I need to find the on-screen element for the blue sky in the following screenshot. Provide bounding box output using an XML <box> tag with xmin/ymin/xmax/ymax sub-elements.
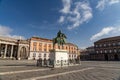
<box><xmin>0</xmin><ymin>0</ymin><xmax>120</xmax><ymax>49</ymax></box>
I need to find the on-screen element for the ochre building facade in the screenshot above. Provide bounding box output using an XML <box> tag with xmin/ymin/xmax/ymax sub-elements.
<box><xmin>28</xmin><ymin>37</ymin><xmax>79</xmax><ymax>60</ymax></box>
<box><xmin>0</xmin><ymin>36</ymin><xmax>80</xmax><ymax>60</ymax></box>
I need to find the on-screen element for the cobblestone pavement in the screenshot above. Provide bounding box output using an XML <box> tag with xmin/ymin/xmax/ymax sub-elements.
<box><xmin>0</xmin><ymin>60</ymin><xmax>120</xmax><ymax>80</ymax></box>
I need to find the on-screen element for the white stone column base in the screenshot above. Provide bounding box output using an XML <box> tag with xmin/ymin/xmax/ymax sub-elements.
<box><xmin>3</xmin><ymin>56</ymin><xmax>6</xmax><ymax>58</ymax></box>
<box><xmin>49</xmin><ymin>49</ymin><xmax>68</xmax><ymax>68</ymax></box>
<box><xmin>28</xmin><ymin>57</ymin><xmax>32</xmax><ymax>60</ymax></box>
<box><xmin>18</xmin><ymin>58</ymin><xmax>21</xmax><ymax>60</ymax></box>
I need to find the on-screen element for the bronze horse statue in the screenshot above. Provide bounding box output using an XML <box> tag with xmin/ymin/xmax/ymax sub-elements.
<box><xmin>53</xmin><ymin>30</ymin><xmax>67</xmax><ymax>49</ymax></box>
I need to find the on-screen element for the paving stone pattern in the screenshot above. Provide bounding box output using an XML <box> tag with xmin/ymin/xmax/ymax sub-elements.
<box><xmin>0</xmin><ymin>60</ymin><xmax>120</xmax><ymax>80</ymax></box>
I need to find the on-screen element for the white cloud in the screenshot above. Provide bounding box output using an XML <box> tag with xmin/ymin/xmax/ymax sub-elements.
<box><xmin>0</xmin><ymin>25</ymin><xmax>12</xmax><ymax>36</ymax></box>
<box><xmin>96</xmin><ymin>0</ymin><xmax>106</xmax><ymax>10</ymax></box>
<box><xmin>58</xmin><ymin>16</ymin><xmax>65</xmax><ymax>23</ymax></box>
<box><xmin>9</xmin><ymin>35</ymin><xmax>25</xmax><ymax>40</ymax></box>
<box><xmin>90</xmin><ymin>26</ymin><xmax>120</xmax><ymax>41</ymax></box>
<box><xmin>96</xmin><ymin>0</ymin><xmax>120</xmax><ymax>10</ymax></box>
<box><xmin>59</xmin><ymin>0</ymin><xmax>92</xmax><ymax>30</ymax></box>
<box><xmin>0</xmin><ymin>25</ymin><xmax>25</xmax><ymax>39</ymax></box>
<box><xmin>60</xmin><ymin>0</ymin><xmax>71</xmax><ymax>14</ymax></box>
<box><xmin>109</xmin><ymin>0</ymin><xmax>120</xmax><ymax>5</ymax></box>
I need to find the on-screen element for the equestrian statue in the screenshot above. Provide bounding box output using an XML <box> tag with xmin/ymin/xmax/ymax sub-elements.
<box><xmin>53</xmin><ymin>30</ymin><xmax>67</xmax><ymax>49</ymax></box>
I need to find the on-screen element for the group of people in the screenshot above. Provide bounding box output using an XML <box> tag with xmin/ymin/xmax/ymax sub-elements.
<box><xmin>36</xmin><ymin>58</ymin><xmax>80</xmax><ymax>67</ymax></box>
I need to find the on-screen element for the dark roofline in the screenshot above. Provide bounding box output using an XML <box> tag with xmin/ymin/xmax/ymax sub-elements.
<box><xmin>94</xmin><ymin>36</ymin><xmax>120</xmax><ymax>43</ymax></box>
<box><xmin>86</xmin><ymin>46</ymin><xmax>94</xmax><ymax>49</ymax></box>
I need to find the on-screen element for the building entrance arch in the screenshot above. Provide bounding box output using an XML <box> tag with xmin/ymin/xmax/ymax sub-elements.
<box><xmin>114</xmin><ymin>54</ymin><xmax>119</xmax><ymax>61</ymax></box>
<box><xmin>19</xmin><ymin>46</ymin><xmax>28</xmax><ymax>59</ymax></box>
<box><xmin>104</xmin><ymin>54</ymin><xmax>108</xmax><ymax>61</ymax></box>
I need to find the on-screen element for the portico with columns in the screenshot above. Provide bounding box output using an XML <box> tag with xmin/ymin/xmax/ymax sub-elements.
<box><xmin>0</xmin><ymin>36</ymin><xmax>29</xmax><ymax>60</ymax></box>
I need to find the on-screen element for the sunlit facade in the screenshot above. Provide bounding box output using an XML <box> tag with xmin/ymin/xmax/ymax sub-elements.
<box><xmin>28</xmin><ymin>37</ymin><xmax>79</xmax><ymax>60</ymax></box>
<box><xmin>0</xmin><ymin>36</ymin><xmax>29</xmax><ymax>60</ymax></box>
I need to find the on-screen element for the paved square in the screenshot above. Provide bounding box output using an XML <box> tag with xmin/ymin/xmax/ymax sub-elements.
<box><xmin>0</xmin><ymin>60</ymin><xmax>120</xmax><ymax>80</ymax></box>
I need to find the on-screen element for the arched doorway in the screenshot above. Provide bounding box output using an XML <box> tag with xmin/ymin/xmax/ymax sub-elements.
<box><xmin>104</xmin><ymin>54</ymin><xmax>108</xmax><ymax>61</ymax></box>
<box><xmin>114</xmin><ymin>54</ymin><xmax>119</xmax><ymax>61</ymax></box>
<box><xmin>20</xmin><ymin>47</ymin><xmax>27</xmax><ymax>59</ymax></box>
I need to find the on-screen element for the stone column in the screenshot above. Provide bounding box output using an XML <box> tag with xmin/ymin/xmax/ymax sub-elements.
<box><xmin>17</xmin><ymin>46</ymin><xmax>21</xmax><ymax>60</ymax></box>
<box><xmin>10</xmin><ymin>45</ymin><xmax>14</xmax><ymax>58</ymax></box>
<box><xmin>4</xmin><ymin>44</ymin><xmax>8</xmax><ymax>58</ymax></box>
<box><xmin>0</xmin><ymin>43</ymin><xmax>1</xmax><ymax>57</ymax></box>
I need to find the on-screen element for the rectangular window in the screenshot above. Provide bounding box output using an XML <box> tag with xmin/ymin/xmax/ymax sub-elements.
<box><xmin>44</xmin><ymin>54</ymin><xmax>46</xmax><ymax>57</ymax></box>
<box><xmin>33</xmin><ymin>42</ymin><xmax>37</xmax><ymax>46</ymax></box>
<box><xmin>66</xmin><ymin>46</ymin><xmax>67</xmax><ymax>49</ymax></box>
<box><xmin>74</xmin><ymin>55</ymin><xmax>76</xmax><ymax>57</ymax></box>
<box><xmin>44</xmin><ymin>44</ymin><xmax>47</xmax><ymax>47</ymax></box>
<box><xmin>38</xmin><ymin>53</ymin><xmax>41</xmax><ymax>58</ymax></box>
<box><xmin>39</xmin><ymin>43</ymin><xmax>42</xmax><ymax>51</ymax></box>
<box><xmin>39</xmin><ymin>47</ymin><xmax>42</xmax><ymax>51</ymax></box>
<box><xmin>39</xmin><ymin>43</ymin><xmax>42</xmax><ymax>46</ymax></box>
<box><xmin>44</xmin><ymin>49</ymin><xmax>46</xmax><ymax>51</ymax></box>
<box><xmin>69</xmin><ymin>55</ymin><xmax>71</xmax><ymax>57</ymax></box>
<box><xmin>118</xmin><ymin>49</ymin><xmax>120</xmax><ymax>52</ymax></box>
<box><xmin>33</xmin><ymin>47</ymin><xmax>36</xmax><ymax>51</ymax></box>
<box><xmin>49</xmin><ymin>44</ymin><xmax>51</xmax><ymax>49</ymax></box>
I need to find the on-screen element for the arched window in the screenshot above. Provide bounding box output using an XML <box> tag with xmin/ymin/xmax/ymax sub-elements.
<box><xmin>100</xmin><ymin>50</ymin><xmax>102</xmax><ymax>53</ymax></box>
<box><xmin>108</xmin><ymin>43</ymin><xmax>111</xmax><ymax>46</ymax></box>
<box><xmin>96</xmin><ymin>51</ymin><xmax>98</xmax><ymax>53</ymax></box>
<box><xmin>20</xmin><ymin>47</ymin><xmax>27</xmax><ymax>58</ymax></box>
<box><xmin>118</xmin><ymin>49</ymin><xmax>120</xmax><ymax>53</ymax></box>
<box><xmin>113</xmin><ymin>43</ymin><xmax>116</xmax><ymax>46</ymax></box>
<box><xmin>118</xmin><ymin>42</ymin><xmax>120</xmax><ymax>46</ymax></box>
<box><xmin>114</xmin><ymin>49</ymin><xmax>117</xmax><ymax>53</ymax></box>
<box><xmin>96</xmin><ymin>45</ymin><xmax>98</xmax><ymax>47</ymax></box>
<box><xmin>105</xmin><ymin>50</ymin><xmax>107</xmax><ymax>53</ymax></box>
<box><xmin>109</xmin><ymin>50</ymin><xmax>112</xmax><ymax>53</ymax></box>
<box><xmin>104</xmin><ymin>44</ymin><xmax>106</xmax><ymax>47</ymax></box>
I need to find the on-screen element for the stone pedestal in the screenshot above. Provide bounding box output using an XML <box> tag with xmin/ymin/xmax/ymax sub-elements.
<box><xmin>49</xmin><ymin>49</ymin><xmax>68</xmax><ymax>68</ymax></box>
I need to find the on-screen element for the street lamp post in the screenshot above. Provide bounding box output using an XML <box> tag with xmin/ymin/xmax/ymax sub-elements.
<box><xmin>61</xmin><ymin>57</ymin><xmax>63</xmax><ymax>68</ymax></box>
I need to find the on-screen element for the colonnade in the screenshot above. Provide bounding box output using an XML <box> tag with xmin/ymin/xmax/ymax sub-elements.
<box><xmin>0</xmin><ymin>43</ymin><xmax>18</xmax><ymax>59</ymax></box>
